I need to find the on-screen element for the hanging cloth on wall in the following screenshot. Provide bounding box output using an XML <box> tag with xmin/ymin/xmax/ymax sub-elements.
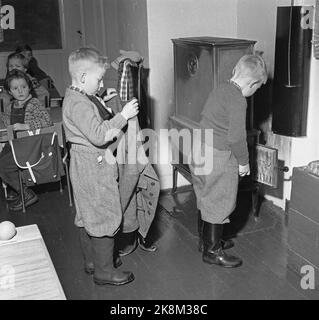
<box><xmin>117</xmin><ymin>59</ymin><xmax>138</xmax><ymax>102</ymax></box>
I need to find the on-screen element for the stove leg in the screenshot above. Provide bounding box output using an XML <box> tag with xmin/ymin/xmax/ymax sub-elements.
<box><xmin>251</xmin><ymin>184</ymin><xmax>260</xmax><ymax>219</ymax></box>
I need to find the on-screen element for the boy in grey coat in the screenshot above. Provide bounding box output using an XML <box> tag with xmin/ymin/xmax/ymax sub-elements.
<box><xmin>63</xmin><ymin>47</ymin><xmax>139</xmax><ymax>286</ymax></box>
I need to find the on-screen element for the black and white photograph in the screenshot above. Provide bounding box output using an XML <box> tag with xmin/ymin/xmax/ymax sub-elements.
<box><xmin>0</xmin><ymin>0</ymin><xmax>319</xmax><ymax>304</ymax></box>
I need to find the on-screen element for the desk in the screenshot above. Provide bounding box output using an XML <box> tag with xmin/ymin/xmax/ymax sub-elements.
<box><xmin>0</xmin><ymin>224</ymin><xmax>66</xmax><ymax>300</ymax></box>
<box><xmin>0</xmin><ymin>107</ymin><xmax>62</xmax><ymax>143</ymax></box>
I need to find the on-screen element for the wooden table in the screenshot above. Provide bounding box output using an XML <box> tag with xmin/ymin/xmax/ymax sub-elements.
<box><xmin>0</xmin><ymin>224</ymin><xmax>66</xmax><ymax>300</ymax></box>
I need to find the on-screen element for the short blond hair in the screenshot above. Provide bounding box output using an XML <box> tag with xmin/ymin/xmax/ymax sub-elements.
<box><xmin>68</xmin><ymin>47</ymin><xmax>109</xmax><ymax>81</ymax></box>
<box><xmin>7</xmin><ymin>52</ymin><xmax>28</xmax><ymax>69</ymax></box>
<box><xmin>232</xmin><ymin>54</ymin><xmax>267</xmax><ymax>84</ymax></box>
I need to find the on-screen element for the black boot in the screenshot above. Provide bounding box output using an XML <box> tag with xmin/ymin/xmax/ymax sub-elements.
<box><xmin>114</xmin><ymin>256</ymin><xmax>123</xmax><ymax>268</ymax></box>
<box><xmin>221</xmin><ymin>238</ymin><xmax>235</xmax><ymax>250</ymax></box>
<box><xmin>138</xmin><ymin>233</ymin><xmax>157</xmax><ymax>252</ymax></box>
<box><xmin>202</xmin><ymin>222</ymin><xmax>242</xmax><ymax>268</ymax></box>
<box><xmin>79</xmin><ymin>228</ymin><xmax>122</xmax><ymax>273</ymax></box>
<box><xmin>113</xmin><ymin>247</ymin><xmax>123</xmax><ymax>268</ymax></box>
<box><xmin>199</xmin><ymin>238</ymin><xmax>235</xmax><ymax>251</ymax></box>
<box><xmin>91</xmin><ymin>236</ymin><xmax>134</xmax><ymax>286</ymax></box>
<box><xmin>198</xmin><ymin>214</ymin><xmax>234</xmax><ymax>252</ymax></box>
<box><xmin>9</xmin><ymin>187</ymin><xmax>38</xmax><ymax>211</ymax></box>
<box><xmin>6</xmin><ymin>185</ymin><xmax>19</xmax><ymax>201</ymax></box>
<box><xmin>79</xmin><ymin>228</ymin><xmax>95</xmax><ymax>275</ymax></box>
<box><xmin>116</xmin><ymin>230</ymin><xmax>138</xmax><ymax>257</ymax></box>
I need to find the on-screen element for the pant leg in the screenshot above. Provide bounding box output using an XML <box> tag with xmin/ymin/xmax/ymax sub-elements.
<box><xmin>190</xmin><ymin>149</ymin><xmax>239</xmax><ymax>224</ymax></box>
<box><xmin>0</xmin><ymin>144</ymin><xmax>20</xmax><ymax>192</ymax></box>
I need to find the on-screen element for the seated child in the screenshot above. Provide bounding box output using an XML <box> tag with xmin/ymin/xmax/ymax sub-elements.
<box><xmin>0</xmin><ymin>53</ymin><xmax>50</xmax><ymax>110</ymax></box>
<box><xmin>0</xmin><ymin>70</ymin><xmax>52</xmax><ymax>211</ymax></box>
<box><xmin>190</xmin><ymin>54</ymin><xmax>267</xmax><ymax>269</ymax></box>
<box><xmin>16</xmin><ymin>44</ymin><xmax>51</xmax><ymax>88</ymax></box>
<box><xmin>63</xmin><ymin>47</ymin><xmax>139</xmax><ymax>286</ymax></box>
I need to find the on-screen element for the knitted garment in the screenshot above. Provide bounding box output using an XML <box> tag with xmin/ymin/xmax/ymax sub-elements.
<box><xmin>117</xmin><ymin>59</ymin><xmax>137</xmax><ymax>102</ymax></box>
<box><xmin>0</xmin><ymin>97</ymin><xmax>52</xmax><ymax>130</ymax></box>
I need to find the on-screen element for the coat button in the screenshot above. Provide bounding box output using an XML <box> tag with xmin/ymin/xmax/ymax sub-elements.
<box><xmin>149</xmin><ymin>192</ymin><xmax>154</xmax><ymax>197</ymax></box>
<box><xmin>151</xmin><ymin>182</ymin><xmax>155</xmax><ymax>186</ymax></box>
<box><xmin>149</xmin><ymin>201</ymin><xmax>152</xmax><ymax>206</ymax></box>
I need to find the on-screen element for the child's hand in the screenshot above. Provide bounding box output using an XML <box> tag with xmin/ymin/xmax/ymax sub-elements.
<box><xmin>239</xmin><ymin>164</ymin><xmax>250</xmax><ymax>177</ymax></box>
<box><xmin>102</xmin><ymin>88</ymin><xmax>118</xmax><ymax>102</ymax></box>
<box><xmin>13</xmin><ymin>123</ymin><xmax>30</xmax><ymax>131</ymax></box>
<box><xmin>121</xmin><ymin>98</ymin><xmax>139</xmax><ymax>120</ymax></box>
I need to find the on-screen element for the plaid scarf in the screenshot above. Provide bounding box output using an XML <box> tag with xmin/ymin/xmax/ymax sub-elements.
<box><xmin>117</xmin><ymin>59</ymin><xmax>137</xmax><ymax>102</ymax></box>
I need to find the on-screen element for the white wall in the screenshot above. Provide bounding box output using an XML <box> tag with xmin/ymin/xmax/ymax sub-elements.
<box><xmin>290</xmin><ymin>57</ymin><xmax>319</xmax><ymax>167</ymax></box>
<box><xmin>106</xmin><ymin>0</ymin><xmax>149</xmax><ymax>89</ymax></box>
<box><xmin>116</xmin><ymin>0</ymin><xmax>149</xmax><ymax>67</ymax></box>
<box><xmin>146</xmin><ymin>0</ymin><xmax>238</xmax><ymax>189</ymax></box>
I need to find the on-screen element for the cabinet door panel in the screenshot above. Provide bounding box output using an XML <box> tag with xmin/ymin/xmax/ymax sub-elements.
<box><xmin>175</xmin><ymin>45</ymin><xmax>213</xmax><ymax>123</ymax></box>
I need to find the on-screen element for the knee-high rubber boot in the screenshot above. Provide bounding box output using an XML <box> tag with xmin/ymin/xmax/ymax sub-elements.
<box><xmin>78</xmin><ymin>228</ymin><xmax>95</xmax><ymax>274</ymax></box>
<box><xmin>202</xmin><ymin>222</ymin><xmax>242</xmax><ymax>268</ymax></box>
<box><xmin>91</xmin><ymin>236</ymin><xmax>135</xmax><ymax>286</ymax></box>
<box><xmin>198</xmin><ymin>213</ymin><xmax>234</xmax><ymax>252</ymax></box>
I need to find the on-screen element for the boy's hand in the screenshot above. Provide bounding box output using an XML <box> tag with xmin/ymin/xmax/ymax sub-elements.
<box><xmin>102</xmin><ymin>88</ymin><xmax>118</xmax><ymax>102</ymax></box>
<box><xmin>239</xmin><ymin>164</ymin><xmax>250</xmax><ymax>177</ymax></box>
<box><xmin>121</xmin><ymin>98</ymin><xmax>139</xmax><ymax>120</ymax></box>
<box><xmin>13</xmin><ymin>123</ymin><xmax>30</xmax><ymax>131</ymax></box>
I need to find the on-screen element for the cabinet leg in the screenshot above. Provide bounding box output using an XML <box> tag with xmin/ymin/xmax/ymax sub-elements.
<box><xmin>172</xmin><ymin>166</ymin><xmax>178</xmax><ymax>194</ymax></box>
<box><xmin>251</xmin><ymin>184</ymin><xmax>260</xmax><ymax>218</ymax></box>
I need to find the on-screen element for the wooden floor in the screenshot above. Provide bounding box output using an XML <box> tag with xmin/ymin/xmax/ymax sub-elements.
<box><xmin>0</xmin><ymin>182</ymin><xmax>319</xmax><ymax>300</ymax></box>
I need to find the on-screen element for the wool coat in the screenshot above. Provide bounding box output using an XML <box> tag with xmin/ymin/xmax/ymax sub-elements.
<box><xmin>115</xmin><ymin>117</ymin><xmax>159</xmax><ymax>237</ymax></box>
<box><xmin>63</xmin><ymin>88</ymin><xmax>159</xmax><ymax>237</ymax></box>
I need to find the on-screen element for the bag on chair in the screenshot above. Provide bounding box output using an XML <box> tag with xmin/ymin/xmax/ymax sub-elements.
<box><xmin>9</xmin><ymin>131</ymin><xmax>65</xmax><ymax>186</ymax></box>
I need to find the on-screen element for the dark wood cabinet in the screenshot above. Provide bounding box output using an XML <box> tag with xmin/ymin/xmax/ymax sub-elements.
<box><xmin>169</xmin><ymin>37</ymin><xmax>256</xmax><ymax>191</ymax></box>
<box><xmin>170</xmin><ymin>37</ymin><xmax>255</xmax><ymax>126</ymax></box>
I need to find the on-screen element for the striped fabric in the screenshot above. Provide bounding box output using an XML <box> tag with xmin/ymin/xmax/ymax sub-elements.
<box><xmin>118</xmin><ymin>59</ymin><xmax>137</xmax><ymax>101</ymax></box>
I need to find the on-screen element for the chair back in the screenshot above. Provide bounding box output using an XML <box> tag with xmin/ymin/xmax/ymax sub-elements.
<box><xmin>7</xmin><ymin>125</ymin><xmax>65</xmax><ymax>186</ymax></box>
<box><xmin>7</xmin><ymin>123</ymin><xmax>65</xmax><ymax>146</ymax></box>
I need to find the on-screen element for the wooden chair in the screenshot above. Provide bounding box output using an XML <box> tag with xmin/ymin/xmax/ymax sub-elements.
<box><xmin>6</xmin><ymin>123</ymin><xmax>73</xmax><ymax>213</ymax></box>
<box><xmin>44</xmin><ymin>78</ymin><xmax>63</xmax><ymax>108</ymax></box>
